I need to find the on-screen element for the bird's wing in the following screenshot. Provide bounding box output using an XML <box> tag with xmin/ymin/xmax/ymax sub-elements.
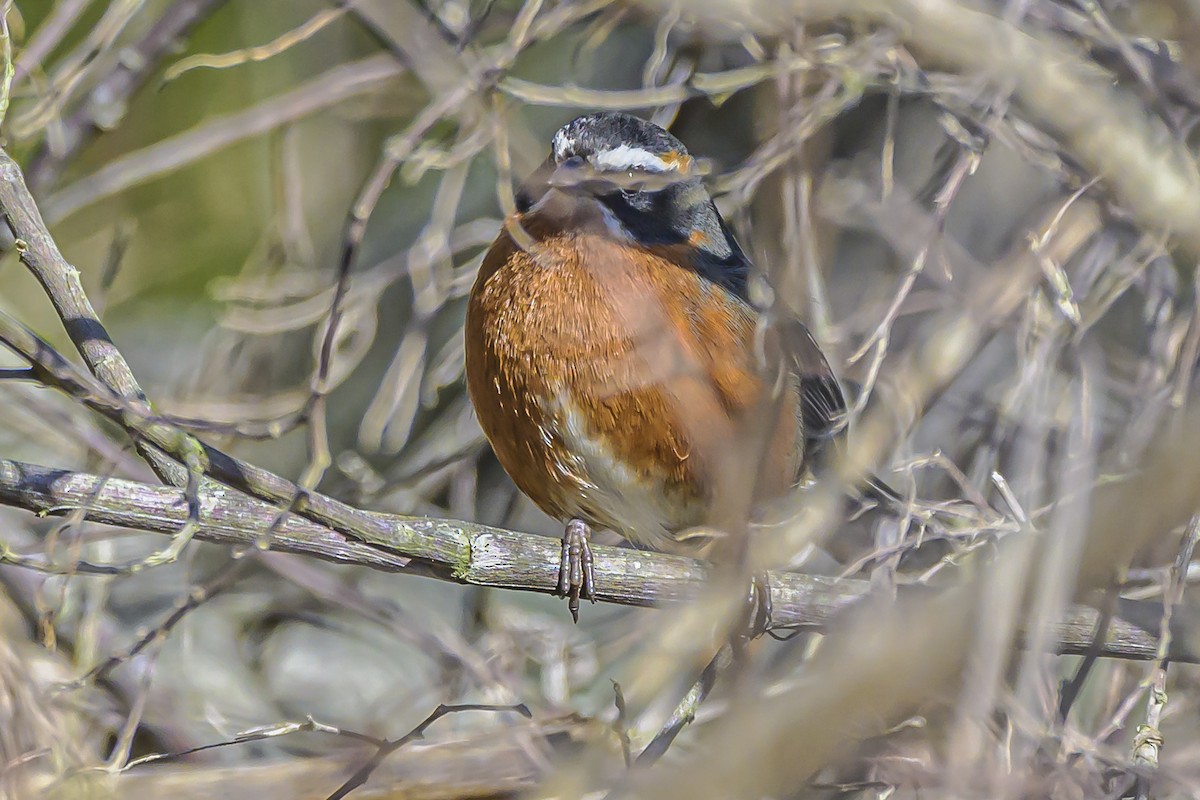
<box><xmin>781</xmin><ymin>319</ymin><xmax>848</xmax><ymax>467</ymax></box>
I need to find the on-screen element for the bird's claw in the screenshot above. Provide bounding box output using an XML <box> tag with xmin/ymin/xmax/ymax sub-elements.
<box><xmin>743</xmin><ymin>571</ymin><xmax>773</xmax><ymax>639</ymax></box>
<box><xmin>557</xmin><ymin>518</ymin><xmax>595</xmax><ymax>622</ymax></box>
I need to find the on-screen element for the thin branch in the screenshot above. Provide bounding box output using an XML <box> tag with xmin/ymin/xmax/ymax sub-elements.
<box><xmin>60</xmin><ymin>555</ymin><xmax>251</xmax><ymax>690</ymax></box>
<box><xmin>126</xmin><ymin>715</ymin><xmax>386</xmax><ymax>769</ymax></box>
<box><xmin>1057</xmin><ymin>588</ymin><xmax>1117</xmax><ymax>723</ymax></box>
<box><xmin>115</xmin><ymin>714</ymin><xmax>575</xmax><ymax>798</ymax></box>
<box><xmin>635</xmin><ymin>645</ymin><xmax>733</xmax><ymax>767</ymax></box>
<box><xmin>161</xmin><ymin>7</ymin><xmax>346</xmax><ymax>83</ymax></box>
<box><xmin>324</xmin><ymin>703</ymin><xmax>532</xmax><ymax>800</ymax></box>
<box><xmin>12</xmin><ymin>0</ymin><xmax>91</xmax><ymax>85</ymax></box>
<box><xmin>40</xmin><ymin>54</ymin><xmax>404</xmax><ymax>223</ymax></box>
<box><xmin>0</xmin><ymin>146</ymin><xmax>194</xmax><ymax>490</ymax></box>
<box><xmin>662</xmin><ymin>0</ymin><xmax>1200</xmax><ymax>258</ymax></box>
<box><xmin>1133</xmin><ymin>514</ymin><xmax>1200</xmax><ymax>799</ymax></box>
<box><xmin>0</xmin><ymin>0</ymin><xmax>14</xmax><ymax>129</ymax></box>
<box><xmin>25</xmin><ymin>0</ymin><xmax>231</xmax><ymax>190</ymax></box>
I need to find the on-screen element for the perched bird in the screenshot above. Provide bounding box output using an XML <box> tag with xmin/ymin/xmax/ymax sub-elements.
<box><xmin>465</xmin><ymin>112</ymin><xmax>847</xmax><ymax>621</ymax></box>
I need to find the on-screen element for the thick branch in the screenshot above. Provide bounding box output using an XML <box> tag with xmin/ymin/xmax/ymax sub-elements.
<box><xmin>0</xmin><ymin>457</ymin><xmax>1190</xmax><ymax>664</ymax></box>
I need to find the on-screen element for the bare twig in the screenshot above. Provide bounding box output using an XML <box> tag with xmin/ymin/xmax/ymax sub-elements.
<box><xmin>12</xmin><ymin>0</ymin><xmax>91</xmax><ymax>86</ymax></box>
<box><xmin>25</xmin><ymin>0</ymin><xmax>231</xmax><ymax>189</ymax></box>
<box><xmin>658</xmin><ymin>0</ymin><xmax>1200</xmax><ymax>258</ymax></box>
<box><xmin>126</xmin><ymin>715</ymin><xmax>388</xmax><ymax>769</ymax></box>
<box><xmin>0</xmin><ymin>1</ymin><xmax>14</xmax><ymax>129</ymax></box>
<box><xmin>161</xmin><ymin>7</ymin><xmax>346</xmax><ymax>83</ymax></box>
<box><xmin>323</xmin><ymin>703</ymin><xmax>531</xmax><ymax>800</ymax></box>
<box><xmin>1132</xmin><ymin>515</ymin><xmax>1200</xmax><ymax>799</ymax></box>
<box><xmin>59</xmin><ymin>556</ymin><xmax>251</xmax><ymax>690</ymax></box>
<box><xmin>0</xmin><ymin>149</ymin><xmax>148</xmax><ymax>404</ymax></box>
<box><xmin>634</xmin><ymin>645</ymin><xmax>733</xmax><ymax>767</ymax></box>
<box><xmin>41</xmin><ymin>54</ymin><xmax>405</xmax><ymax>223</ymax></box>
<box><xmin>114</xmin><ymin>715</ymin><xmax>579</xmax><ymax>799</ymax></box>
<box><xmin>1057</xmin><ymin>588</ymin><xmax>1117</xmax><ymax>723</ymax></box>
<box><xmin>0</xmin><ymin>146</ymin><xmax>198</xmax><ymax>496</ymax></box>
<box><xmin>617</xmin><ymin>408</ymin><xmax>1200</xmax><ymax>799</ymax></box>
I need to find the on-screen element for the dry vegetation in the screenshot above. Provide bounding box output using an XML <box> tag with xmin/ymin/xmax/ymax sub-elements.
<box><xmin>2</xmin><ymin>0</ymin><xmax>1200</xmax><ymax>798</ymax></box>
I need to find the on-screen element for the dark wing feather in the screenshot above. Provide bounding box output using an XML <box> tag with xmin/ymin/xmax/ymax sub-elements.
<box><xmin>782</xmin><ymin>320</ymin><xmax>848</xmax><ymax>468</ymax></box>
<box><xmin>785</xmin><ymin>321</ymin><xmax>905</xmax><ymax>504</ymax></box>
<box><xmin>800</xmin><ymin>372</ymin><xmax>848</xmax><ymax>445</ymax></box>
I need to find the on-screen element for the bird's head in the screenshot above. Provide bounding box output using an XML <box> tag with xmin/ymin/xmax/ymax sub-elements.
<box><xmin>548</xmin><ymin>111</ymin><xmax>698</xmax><ymax>193</ymax></box>
<box><xmin>520</xmin><ymin>113</ymin><xmax>744</xmax><ymax>284</ymax></box>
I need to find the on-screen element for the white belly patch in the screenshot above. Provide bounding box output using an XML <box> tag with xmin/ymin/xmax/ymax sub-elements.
<box><xmin>543</xmin><ymin>391</ymin><xmax>701</xmax><ymax>551</ymax></box>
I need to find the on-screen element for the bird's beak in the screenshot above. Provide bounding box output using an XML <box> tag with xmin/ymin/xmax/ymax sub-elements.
<box><xmin>547</xmin><ymin>155</ymin><xmax>608</xmax><ymax>194</ymax></box>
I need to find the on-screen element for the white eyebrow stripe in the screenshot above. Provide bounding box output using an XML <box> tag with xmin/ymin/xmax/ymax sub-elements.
<box><xmin>592</xmin><ymin>144</ymin><xmax>670</xmax><ymax>172</ymax></box>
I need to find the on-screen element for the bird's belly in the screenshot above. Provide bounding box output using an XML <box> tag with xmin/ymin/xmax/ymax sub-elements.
<box><xmin>542</xmin><ymin>389</ymin><xmax>705</xmax><ymax>552</ymax></box>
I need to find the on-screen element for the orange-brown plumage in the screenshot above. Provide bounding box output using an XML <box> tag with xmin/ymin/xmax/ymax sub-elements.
<box><xmin>465</xmin><ymin>212</ymin><xmax>803</xmax><ymax>553</ymax></box>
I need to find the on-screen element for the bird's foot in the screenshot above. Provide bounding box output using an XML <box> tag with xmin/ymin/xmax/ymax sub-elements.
<box><xmin>557</xmin><ymin>518</ymin><xmax>596</xmax><ymax>622</ymax></box>
<box><xmin>741</xmin><ymin>571</ymin><xmax>773</xmax><ymax>640</ymax></box>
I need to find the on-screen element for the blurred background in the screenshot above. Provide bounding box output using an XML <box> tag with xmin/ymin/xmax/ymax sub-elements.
<box><xmin>3</xmin><ymin>1</ymin><xmax>1200</xmax><ymax>798</ymax></box>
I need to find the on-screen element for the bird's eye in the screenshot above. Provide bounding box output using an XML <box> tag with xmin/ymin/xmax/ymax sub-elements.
<box><xmin>614</xmin><ymin>163</ymin><xmax>651</xmax><ymax>196</ymax></box>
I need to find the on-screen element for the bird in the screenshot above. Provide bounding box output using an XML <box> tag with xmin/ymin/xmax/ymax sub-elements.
<box><xmin>464</xmin><ymin>111</ymin><xmax>849</xmax><ymax>622</ymax></box>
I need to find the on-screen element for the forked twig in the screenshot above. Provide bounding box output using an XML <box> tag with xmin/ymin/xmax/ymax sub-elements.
<box><xmin>324</xmin><ymin>703</ymin><xmax>531</xmax><ymax>800</ymax></box>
